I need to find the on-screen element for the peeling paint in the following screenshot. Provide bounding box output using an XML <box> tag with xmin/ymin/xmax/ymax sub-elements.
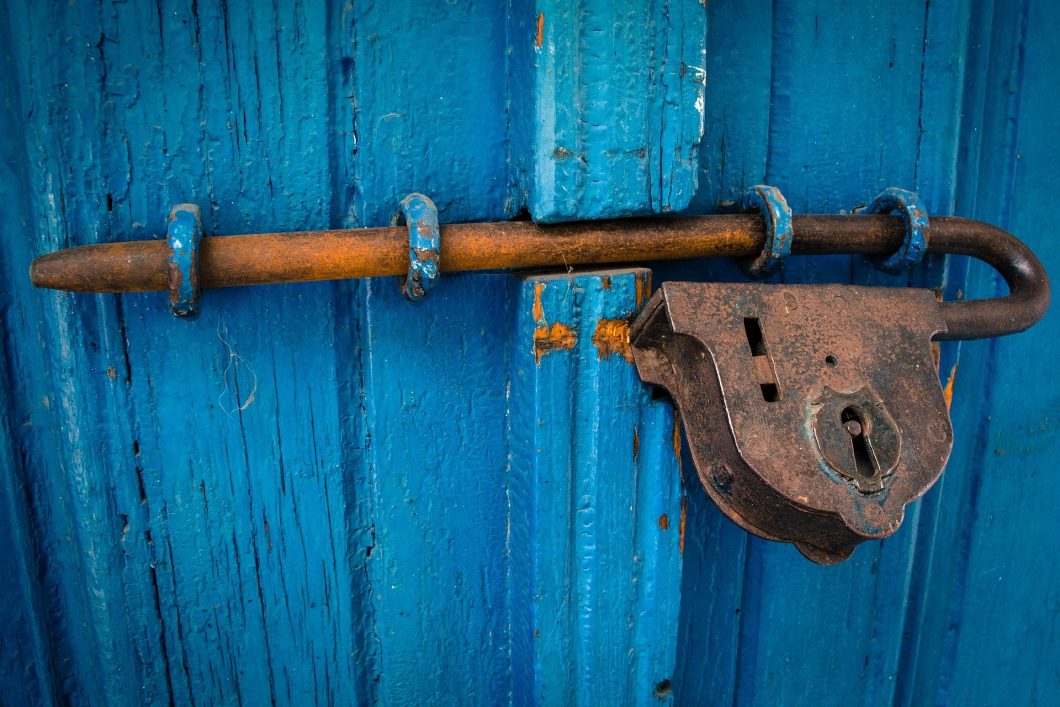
<box><xmin>533</xmin><ymin>322</ymin><xmax>576</xmax><ymax>364</ymax></box>
<box><xmin>672</xmin><ymin>409</ymin><xmax>682</xmax><ymax>467</ymax></box>
<box><xmin>658</xmin><ymin>514</ymin><xmax>669</xmax><ymax>530</ymax></box>
<box><xmin>592</xmin><ymin>318</ymin><xmax>633</xmax><ymax>363</ymax></box>
<box><xmin>634</xmin><ymin>270</ymin><xmax>651</xmax><ymax>309</ymax></box>
<box><xmin>679</xmin><ymin>498</ymin><xmax>687</xmax><ymax>554</ymax></box>
<box><xmin>944</xmin><ymin>363</ymin><xmax>958</xmax><ymax>409</ymax></box>
<box><xmin>532</xmin><ymin>281</ymin><xmax>545</xmax><ymax>323</ymax></box>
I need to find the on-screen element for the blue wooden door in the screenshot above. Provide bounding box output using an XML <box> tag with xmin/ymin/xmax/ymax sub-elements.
<box><xmin>1</xmin><ymin>0</ymin><xmax>1057</xmax><ymax>705</ymax></box>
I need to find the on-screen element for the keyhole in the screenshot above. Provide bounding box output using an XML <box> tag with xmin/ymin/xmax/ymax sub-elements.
<box><xmin>841</xmin><ymin>406</ymin><xmax>877</xmax><ymax>479</ymax></box>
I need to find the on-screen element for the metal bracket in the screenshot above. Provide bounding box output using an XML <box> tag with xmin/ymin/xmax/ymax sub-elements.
<box><xmin>739</xmin><ymin>184</ymin><xmax>794</xmax><ymax>278</ymax></box>
<box><xmin>166</xmin><ymin>204</ymin><xmax>203</xmax><ymax>318</ymax></box>
<box><xmin>860</xmin><ymin>187</ymin><xmax>929</xmax><ymax>273</ymax></box>
<box><xmin>630</xmin><ymin>281</ymin><xmax>953</xmax><ymax>563</ymax></box>
<box><xmin>394</xmin><ymin>193</ymin><xmax>441</xmax><ymax>302</ymax></box>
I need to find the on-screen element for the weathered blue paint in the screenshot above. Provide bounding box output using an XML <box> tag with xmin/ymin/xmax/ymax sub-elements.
<box><xmin>509</xmin><ymin>269</ymin><xmax>682</xmax><ymax>705</ymax></box>
<box><xmin>507</xmin><ymin>0</ymin><xmax>707</xmax><ymax>222</ymax></box>
<box><xmin>673</xmin><ymin>2</ymin><xmax>1059</xmax><ymax>706</ymax></box>
<box><xmin>166</xmin><ymin>203</ymin><xmax>203</xmax><ymax>317</ymax></box>
<box><xmin>344</xmin><ymin>2</ymin><xmax>513</xmax><ymax>702</ymax></box>
<box><xmin>894</xmin><ymin>1</ymin><xmax>1060</xmax><ymax>702</ymax></box>
<box><xmin>862</xmin><ymin>188</ymin><xmax>930</xmax><ymax>273</ymax></box>
<box><xmin>674</xmin><ymin>1</ymin><xmax>960</xmax><ymax>702</ymax></box>
<box><xmin>738</xmin><ymin>184</ymin><xmax>793</xmax><ymax>277</ymax></box>
<box><xmin>0</xmin><ymin>0</ymin><xmax>1058</xmax><ymax>705</ymax></box>
<box><xmin>394</xmin><ymin>193</ymin><xmax>441</xmax><ymax>302</ymax></box>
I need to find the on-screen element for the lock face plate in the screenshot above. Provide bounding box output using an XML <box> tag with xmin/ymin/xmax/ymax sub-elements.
<box><xmin>630</xmin><ymin>282</ymin><xmax>954</xmax><ymax>563</ymax></box>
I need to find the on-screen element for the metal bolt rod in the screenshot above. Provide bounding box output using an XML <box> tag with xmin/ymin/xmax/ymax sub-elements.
<box><xmin>29</xmin><ymin>214</ymin><xmax>1048</xmax><ymax>340</ymax></box>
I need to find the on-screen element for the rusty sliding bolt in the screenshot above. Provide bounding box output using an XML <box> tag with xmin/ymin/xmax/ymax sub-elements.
<box><xmin>29</xmin><ymin>214</ymin><xmax>1049</xmax><ymax>340</ymax></box>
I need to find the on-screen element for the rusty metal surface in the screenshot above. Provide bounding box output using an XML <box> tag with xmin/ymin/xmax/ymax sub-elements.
<box><xmin>630</xmin><ymin>282</ymin><xmax>954</xmax><ymax>563</ymax></box>
<box><xmin>28</xmin><ymin>214</ymin><xmax>1049</xmax><ymax>340</ymax></box>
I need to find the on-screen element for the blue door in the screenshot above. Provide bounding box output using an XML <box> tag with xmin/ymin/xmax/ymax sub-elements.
<box><xmin>1</xmin><ymin>0</ymin><xmax>1057</xmax><ymax>704</ymax></box>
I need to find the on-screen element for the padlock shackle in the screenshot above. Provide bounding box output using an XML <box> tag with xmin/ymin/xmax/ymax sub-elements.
<box><xmin>782</xmin><ymin>216</ymin><xmax>1050</xmax><ymax>340</ymax></box>
<box><xmin>29</xmin><ymin>214</ymin><xmax>1048</xmax><ymax>339</ymax></box>
<box><xmin>929</xmin><ymin>219</ymin><xmax>1049</xmax><ymax>340</ymax></box>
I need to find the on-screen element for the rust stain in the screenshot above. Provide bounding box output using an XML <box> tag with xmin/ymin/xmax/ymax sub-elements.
<box><xmin>634</xmin><ymin>270</ymin><xmax>652</xmax><ymax>309</ymax></box>
<box><xmin>592</xmin><ymin>318</ymin><xmax>633</xmax><ymax>363</ymax></box>
<box><xmin>532</xmin><ymin>281</ymin><xmax>545</xmax><ymax>323</ymax></box>
<box><xmin>943</xmin><ymin>363</ymin><xmax>958</xmax><ymax>409</ymax></box>
<box><xmin>679</xmin><ymin>497</ymin><xmax>687</xmax><ymax>554</ymax></box>
<box><xmin>672</xmin><ymin>409</ymin><xmax>682</xmax><ymax>464</ymax></box>
<box><xmin>106</xmin><ymin>366</ymin><xmax>117</xmax><ymax>379</ymax></box>
<box><xmin>535</xmin><ymin>12</ymin><xmax>544</xmax><ymax>47</ymax></box>
<box><xmin>632</xmin><ymin>427</ymin><xmax>639</xmax><ymax>460</ymax></box>
<box><xmin>658</xmin><ymin>513</ymin><xmax>669</xmax><ymax>530</ymax></box>
<box><xmin>600</xmin><ymin>275</ymin><xmax>611</xmax><ymax>290</ymax></box>
<box><xmin>534</xmin><ymin>322</ymin><xmax>576</xmax><ymax>364</ymax></box>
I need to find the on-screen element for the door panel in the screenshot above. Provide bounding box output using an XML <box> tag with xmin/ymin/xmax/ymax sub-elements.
<box><xmin>1</xmin><ymin>0</ymin><xmax>1057</xmax><ymax>705</ymax></box>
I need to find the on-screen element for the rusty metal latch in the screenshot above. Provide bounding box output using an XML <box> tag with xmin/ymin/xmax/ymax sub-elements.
<box><xmin>628</xmin><ymin>185</ymin><xmax>1048</xmax><ymax>563</ymax></box>
<box><xmin>28</xmin><ymin>187</ymin><xmax>1050</xmax><ymax>563</ymax></box>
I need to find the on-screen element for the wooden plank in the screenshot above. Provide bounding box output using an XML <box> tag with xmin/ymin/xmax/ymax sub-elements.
<box><xmin>674</xmin><ymin>2</ymin><xmax>969</xmax><ymax>705</ymax></box>
<box><xmin>508</xmin><ymin>269</ymin><xmax>682</xmax><ymax>705</ymax></box>
<box><xmin>508</xmin><ymin>0</ymin><xmax>707</xmax><ymax>222</ymax></box>
<box><xmin>346</xmin><ymin>1</ymin><xmax>513</xmax><ymax>703</ymax></box>
<box><xmin>0</xmin><ymin>25</ymin><xmax>62</xmax><ymax>706</ymax></box>
<box><xmin>0</xmin><ymin>1</ymin><xmax>367</xmax><ymax>704</ymax></box>
<box><xmin>902</xmin><ymin>0</ymin><xmax>1060</xmax><ymax>703</ymax></box>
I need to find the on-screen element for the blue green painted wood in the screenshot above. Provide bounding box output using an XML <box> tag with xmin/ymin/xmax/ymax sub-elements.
<box><xmin>674</xmin><ymin>2</ymin><xmax>1058</xmax><ymax>706</ymax></box>
<box><xmin>675</xmin><ymin>2</ymin><xmax>973</xmax><ymax>704</ymax></box>
<box><xmin>508</xmin><ymin>0</ymin><xmax>706</xmax><ymax>222</ymax></box>
<box><xmin>509</xmin><ymin>269</ymin><xmax>682</xmax><ymax>705</ymax></box>
<box><xmin>1</xmin><ymin>0</ymin><xmax>1058</xmax><ymax>704</ymax></box>
<box><xmin>898</xmin><ymin>0</ymin><xmax>1060</xmax><ymax>702</ymax></box>
<box><xmin>345</xmin><ymin>2</ymin><xmax>513</xmax><ymax>702</ymax></box>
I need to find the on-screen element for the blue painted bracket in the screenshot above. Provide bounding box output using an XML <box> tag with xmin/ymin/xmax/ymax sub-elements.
<box><xmin>739</xmin><ymin>185</ymin><xmax>793</xmax><ymax>277</ymax></box>
<box><xmin>861</xmin><ymin>187</ymin><xmax>929</xmax><ymax>273</ymax></box>
<box><xmin>166</xmin><ymin>204</ymin><xmax>203</xmax><ymax>318</ymax></box>
<box><xmin>394</xmin><ymin>193</ymin><xmax>441</xmax><ymax>302</ymax></box>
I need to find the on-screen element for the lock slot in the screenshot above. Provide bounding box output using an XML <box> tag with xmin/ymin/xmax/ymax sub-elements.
<box><xmin>743</xmin><ymin>317</ymin><xmax>781</xmax><ymax>402</ymax></box>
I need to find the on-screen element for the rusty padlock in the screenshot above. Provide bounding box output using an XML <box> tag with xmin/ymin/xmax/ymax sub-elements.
<box><xmin>630</xmin><ymin>189</ymin><xmax>1049</xmax><ymax>563</ymax></box>
<box><xmin>631</xmin><ymin>283</ymin><xmax>952</xmax><ymax>563</ymax></box>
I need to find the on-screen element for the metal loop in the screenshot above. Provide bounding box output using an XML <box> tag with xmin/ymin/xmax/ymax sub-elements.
<box><xmin>166</xmin><ymin>204</ymin><xmax>203</xmax><ymax>318</ymax></box>
<box><xmin>739</xmin><ymin>185</ymin><xmax>794</xmax><ymax>278</ymax></box>
<box><xmin>394</xmin><ymin>193</ymin><xmax>441</xmax><ymax>302</ymax></box>
<box><xmin>862</xmin><ymin>187</ymin><xmax>929</xmax><ymax>273</ymax></box>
